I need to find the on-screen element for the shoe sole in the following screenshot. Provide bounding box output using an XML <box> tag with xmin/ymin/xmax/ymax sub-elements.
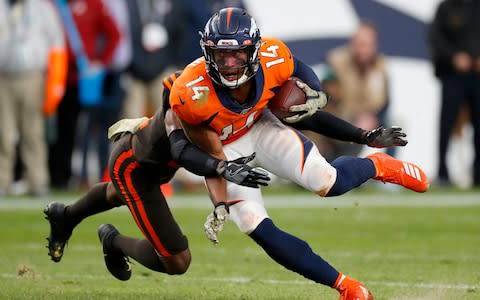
<box><xmin>44</xmin><ymin>203</ymin><xmax>69</xmax><ymax>262</ymax></box>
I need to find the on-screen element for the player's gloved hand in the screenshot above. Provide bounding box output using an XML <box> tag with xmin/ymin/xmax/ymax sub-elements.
<box><xmin>364</xmin><ymin>126</ymin><xmax>408</xmax><ymax>148</ymax></box>
<box><xmin>204</xmin><ymin>202</ymin><xmax>229</xmax><ymax>244</ymax></box>
<box><xmin>217</xmin><ymin>153</ymin><xmax>270</xmax><ymax>188</ymax></box>
<box><xmin>283</xmin><ymin>81</ymin><xmax>328</xmax><ymax>123</ymax></box>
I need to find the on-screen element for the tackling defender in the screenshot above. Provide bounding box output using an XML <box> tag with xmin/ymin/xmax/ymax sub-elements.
<box><xmin>169</xmin><ymin>8</ymin><xmax>429</xmax><ymax>300</ymax></box>
<box><xmin>44</xmin><ymin>72</ymin><xmax>270</xmax><ymax>280</ymax></box>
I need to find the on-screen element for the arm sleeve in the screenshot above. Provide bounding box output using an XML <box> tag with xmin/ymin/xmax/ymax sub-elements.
<box><xmin>288</xmin><ymin>110</ymin><xmax>367</xmax><ymax>144</ymax></box>
<box><xmin>168</xmin><ymin>129</ymin><xmax>221</xmax><ymax>176</ymax></box>
<box><xmin>290</xmin><ymin>57</ymin><xmax>366</xmax><ymax>143</ymax></box>
<box><xmin>292</xmin><ymin>56</ymin><xmax>322</xmax><ymax>90</ymax></box>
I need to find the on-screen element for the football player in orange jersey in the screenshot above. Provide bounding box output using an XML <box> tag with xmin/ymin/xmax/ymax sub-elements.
<box><xmin>170</xmin><ymin>8</ymin><xmax>430</xmax><ymax>300</ymax></box>
<box><xmin>44</xmin><ymin>71</ymin><xmax>270</xmax><ymax>281</ymax></box>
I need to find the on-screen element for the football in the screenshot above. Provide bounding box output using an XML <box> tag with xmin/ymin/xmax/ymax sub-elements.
<box><xmin>268</xmin><ymin>77</ymin><xmax>306</xmax><ymax>119</ymax></box>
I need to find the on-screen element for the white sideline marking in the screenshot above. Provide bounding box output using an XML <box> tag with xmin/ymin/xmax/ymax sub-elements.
<box><xmin>241</xmin><ymin>248</ymin><xmax>480</xmax><ymax>262</ymax></box>
<box><xmin>369</xmin><ymin>281</ymin><xmax>479</xmax><ymax>290</ymax></box>
<box><xmin>1</xmin><ymin>273</ymin><xmax>478</xmax><ymax>290</ymax></box>
<box><xmin>12</xmin><ymin>243</ymin><xmax>480</xmax><ymax>264</ymax></box>
<box><xmin>1</xmin><ymin>194</ymin><xmax>480</xmax><ymax>210</ymax></box>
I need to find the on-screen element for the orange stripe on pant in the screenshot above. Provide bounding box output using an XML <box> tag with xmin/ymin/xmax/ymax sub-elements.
<box><xmin>290</xmin><ymin>129</ymin><xmax>306</xmax><ymax>174</ymax></box>
<box><xmin>113</xmin><ymin>150</ymin><xmax>172</xmax><ymax>257</ymax></box>
<box><xmin>113</xmin><ymin>151</ymin><xmax>144</xmax><ymax>236</ymax></box>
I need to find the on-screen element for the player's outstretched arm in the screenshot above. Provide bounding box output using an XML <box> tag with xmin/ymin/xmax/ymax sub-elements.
<box><xmin>177</xmin><ymin>118</ymin><xmax>231</xmax><ymax>244</ymax></box>
<box><xmin>286</xmin><ymin>110</ymin><xmax>408</xmax><ymax>147</ymax></box>
<box><xmin>166</xmin><ymin>109</ymin><xmax>270</xmax><ymax>187</ymax></box>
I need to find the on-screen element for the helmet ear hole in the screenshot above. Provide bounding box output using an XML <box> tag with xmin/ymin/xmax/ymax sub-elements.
<box><xmin>200</xmin><ymin>7</ymin><xmax>261</xmax><ymax>88</ymax></box>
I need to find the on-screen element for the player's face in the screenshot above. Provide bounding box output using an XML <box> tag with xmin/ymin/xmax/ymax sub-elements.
<box><xmin>351</xmin><ymin>26</ymin><xmax>377</xmax><ymax>66</ymax></box>
<box><xmin>212</xmin><ymin>48</ymin><xmax>249</xmax><ymax>81</ymax></box>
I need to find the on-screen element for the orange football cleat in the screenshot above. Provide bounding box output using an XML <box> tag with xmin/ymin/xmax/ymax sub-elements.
<box><xmin>335</xmin><ymin>274</ymin><xmax>374</xmax><ymax>300</ymax></box>
<box><xmin>367</xmin><ymin>152</ymin><xmax>429</xmax><ymax>193</ymax></box>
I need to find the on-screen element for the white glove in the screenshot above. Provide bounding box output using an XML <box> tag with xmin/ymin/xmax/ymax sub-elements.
<box><xmin>283</xmin><ymin>81</ymin><xmax>328</xmax><ymax>123</ymax></box>
<box><xmin>204</xmin><ymin>202</ymin><xmax>229</xmax><ymax>244</ymax></box>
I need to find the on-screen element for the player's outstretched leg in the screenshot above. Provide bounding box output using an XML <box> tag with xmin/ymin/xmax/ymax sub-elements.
<box><xmin>367</xmin><ymin>152</ymin><xmax>429</xmax><ymax>193</ymax></box>
<box><xmin>249</xmin><ymin>218</ymin><xmax>374</xmax><ymax>299</ymax></box>
<box><xmin>334</xmin><ymin>273</ymin><xmax>374</xmax><ymax>300</ymax></box>
<box><xmin>98</xmin><ymin>224</ymin><xmax>132</xmax><ymax>281</ymax></box>
<box><xmin>44</xmin><ymin>202</ymin><xmax>72</xmax><ymax>262</ymax></box>
<box><xmin>44</xmin><ymin>182</ymin><xmax>122</xmax><ymax>262</ymax></box>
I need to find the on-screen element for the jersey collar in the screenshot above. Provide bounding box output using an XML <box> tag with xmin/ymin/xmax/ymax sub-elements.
<box><xmin>214</xmin><ymin>67</ymin><xmax>265</xmax><ymax>114</ymax></box>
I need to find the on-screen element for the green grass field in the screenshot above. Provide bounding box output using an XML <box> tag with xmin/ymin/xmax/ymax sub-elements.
<box><xmin>1</xmin><ymin>188</ymin><xmax>479</xmax><ymax>300</ymax></box>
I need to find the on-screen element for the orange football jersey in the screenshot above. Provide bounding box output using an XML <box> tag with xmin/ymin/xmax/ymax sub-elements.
<box><xmin>170</xmin><ymin>37</ymin><xmax>295</xmax><ymax>144</ymax></box>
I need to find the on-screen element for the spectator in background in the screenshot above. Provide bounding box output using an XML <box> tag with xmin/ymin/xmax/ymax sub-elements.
<box><xmin>0</xmin><ymin>0</ymin><xmax>67</xmax><ymax>197</ymax></box>
<box><xmin>429</xmin><ymin>0</ymin><xmax>480</xmax><ymax>187</ymax></box>
<box><xmin>175</xmin><ymin>0</ymin><xmax>210</xmax><ymax>67</ymax></box>
<box><xmin>78</xmin><ymin>0</ymin><xmax>132</xmax><ymax>186</ymax></box>
<box><xmin>305</xmin><ymin>69</ymin><xmax>343</xmax><ymax>162</ymax></box>
<box><xmin>121</xmin><ymin>0</ymin><xmax>187</xmax><ymax>118</ymax></box>
<box><xmin>49</xmin><ymin>0</ymin><xmax>120</xmax><ymax>189</ymax></box>
<box><xmin>176</xmin><ymin>0</ymin><xmax>247</xmax><ymax>68</ymax></box>
<box><xmin>325</xmin><ymin>21</ymin><xmax>391</xmax><ymax>159</ymax></box>
<box><xmin>103</xmin><ymin>0</ymin><xmax>132</xmax><ymax>73</ymax></box>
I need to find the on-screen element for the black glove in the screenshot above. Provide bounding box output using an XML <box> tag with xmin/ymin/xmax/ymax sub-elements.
<box><xmin>217</xmin><ymin>153</ymin><xmax>270</xmax><ymax>188</ymax></box>
<box><xmin>364</xmin><ymin>126</ymin><xmax>408</xmax><ymax>148</ymax></box>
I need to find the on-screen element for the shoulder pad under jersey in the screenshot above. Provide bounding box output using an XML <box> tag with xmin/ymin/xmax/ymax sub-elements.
<box><xmin>258</xmin><ymin>37</ymin><xmax>295</xmax><ymax>84</ymax></box>
<box><xmin>169</xmin><ymin>59</ymin><xmax>219</xmax><ymax>125</ymax></box>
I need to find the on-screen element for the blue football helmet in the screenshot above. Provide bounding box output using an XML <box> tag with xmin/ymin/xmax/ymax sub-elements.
<box><xmin>200</xmin><ymin>7</ymin><xmax>261</xmax><ymax>88</ymax></box>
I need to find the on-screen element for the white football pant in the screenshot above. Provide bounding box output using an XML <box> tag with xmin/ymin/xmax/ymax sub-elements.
<box><xmin>222</xmin><ymin>109</ymin><xmax>337</xmax><ymax>234</ymax></box>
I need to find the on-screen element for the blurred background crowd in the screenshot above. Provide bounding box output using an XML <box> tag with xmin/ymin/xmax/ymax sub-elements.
<box><xmin>0</xmin><ymin>0</ymin><xmax>479</xmax><ymax>198</ymax></box>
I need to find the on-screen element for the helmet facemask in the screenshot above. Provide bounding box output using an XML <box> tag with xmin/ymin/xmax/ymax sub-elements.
<box><xmin>201</xmin><ymin>41</ymin><xmax>260</xmax><ymax>88</ymax></box>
